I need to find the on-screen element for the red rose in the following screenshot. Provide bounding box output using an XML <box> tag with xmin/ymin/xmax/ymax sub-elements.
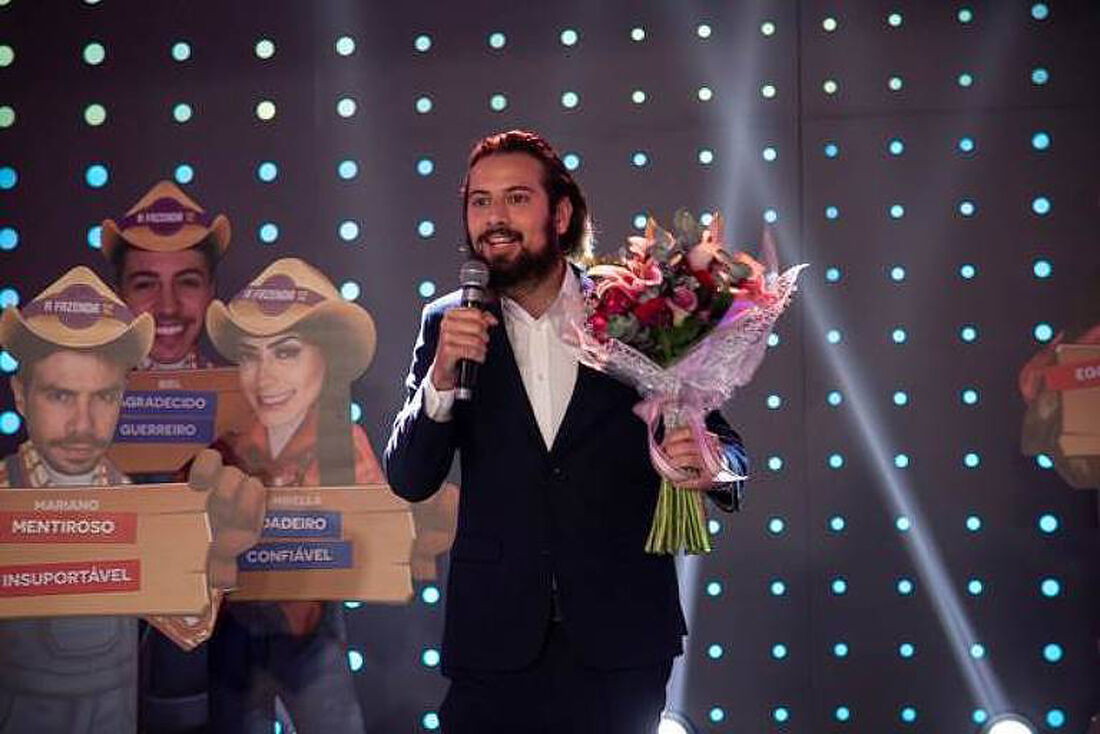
<box><xmin>634</xmin><ymin>297</ymin><xmax>672</xmax><ymax>328</ymax></box>
<box><xmin>693</xmin><ymin>269</ymin><xmax>715</xmax><ymax>291</ymax></box>
<box><xmin>590</xmin><ymin>313</ymin><xmax>609</xmax><ymax>337</ymax></box>
<box><xmin>602</xmin><ymin>287</ymin><xmax>636</xmax><ymax>316</ymax></box>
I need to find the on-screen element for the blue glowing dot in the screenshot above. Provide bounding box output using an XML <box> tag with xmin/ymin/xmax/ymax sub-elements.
<box><xmin>708</xmin><ymin>519</ymin><xmax>721</xmax><ymax>535</ymax></box>
<box><xmin>969</xmin><ymin>643</ymin><xmax>985</xmax><ymax>659</ymax></box>
<box><xmin>171</xmin><ymin>41</ymin><xmax>191</xmax><ymax>62</ymax></box>
<box><xmin>415</xmin><ymin>96</ymin><xmax>433</xmax><ymax>114</ymax></box>
<box><xmin>705</xmin><ymin>581</ymin><xmax>722</xmax><ymax>597</ymax></box>
<box><xmin>900</xmin><ymin>706</ymin><xmax>917</xmax><ymax>723</ymax></box>
<box><xmin>630</xmin><ymin>89</ymin><xmax>647</xmax><ymax>104</ymax></box>
<box><xmin>966</xmin><ymin>515</ymin><xmax>982</xmax><ymax>532</ymax></box>
<box><xmin>763</xmin><ymin>208</ymin><xmax>779</xmax><ymax>223</ymax></box>
<box><xmin>1031</xmin><ymin>67</ymin><xmax>1049</xmax><ymax>85</ymax></box>
<box><xmin>1038</xmin><ymin>513</ymin><xmax>1059</xmax><ymax>534</ymax></box>
<box><xmin>338</xmin><ymin>160</ymin><xmax>359</xmax><ymax>180</ymax></box>
<box><xmin>825</xmin><ymin>267</ymin><xmax>841</xmax><ymax>282</ymax></box>
<box><xmin>958</xmin><ymin>136</ymin><xmax>976</xmax><ymax>153</ymax></box>
<box><xmin>414</xmin><ymin>34</ymin><xmax>432</xmax><ymax>53</ymax></box>
<box><xmin>897</xmin><ymin>578</ymin><xmax>914</xmax><ymax>595</ymax></box>
<box><xmin>833</xmin><ymin>642</ymin><xmax>849</xmax><ymax>657</ymax></box>
<box><xmin>958</xmin><ymin>72</ymin><xmax>974</xmax><ymax>88</ymax></box>
<box><xmin>85</xmin><ymin>164</ymin><xmax>109</xmax><ymax>188</ymax></box>
<box><xmin>696</xmin><ymin>23</ymin><xmax>713</xmax><ymax>39</ymax></box>
<box><xmin>963</xmin><ymin>452</ymin><xmax>980</xmax><ymax>468</ymax></box>
<box><xmin>1036</xmin><ymin>453</ymin><xmax>1054</xmax><ymax>469</ymax></box>
<box><xmin>831</xmin><ymin>578</ymin><xmax>847</xmax><ymax>595</ymax></box>
<box><xmin>887</xmin><ymin>13</ymin><xmax>903</xmax><ymax>27</ymax></box>
<box><xmin>828</xmin><ymin>516</ymin><xmax>845</xmax><ymax>532</ymax></box>
<box><xmin>560</xmin><ymin>91</ymin><xmax>579</xmax><ymax>109</ymax></box>
<box><xmin>257</xmin><ymin>161</ymin><xmax>278</xmax><ymax>182</ymax></box>
<box><xmin>1047</xmin><ymin>709</ymin><xmax>1066</xmax><ymax>728</ymax></box>
<box><xmin>1040</xmin><ymin>578</ymin><xmax>1061</xmax><ymax>597</ymax></box>
<box><xmin>773</xmin><ymin>707</ymin><xmax>790</xmax><ymax>723</ymax></box>
<box><xmin>767</xmin><ymin>332</ymin><xmax>780</xmax><ymax>347</ymax></box>
<box><xmin>340</xmin><ymin>281</ymin><xmax>360</xmax><ymax>301</ymax></box>
<box><xmin>254</xmin><ymin>38</ymin><xmax>275</xmax><ymax>60</ymax></box>
<box><xmin>87</xmin><ymin>225</ymin><xmax>102</xmax><ymax>249</ymax></box>
<box><xmin>631</xmin><ymin>151</ymin><xmax>649</xmax><ymax>167</ymax></box>
<box><xmin>339</xmin><ymin>221</ymin><xmax>360</xmax><ymax>242</ymax></box>
<box><xmin>0</xmin><ymin>288</ymin><xmax>19</xmax><ymax>308</ymax></box>
<box><xmin>896</xmin><ymin>515</ymin><xmax>911</xmax><ymax>531</ymax></box>
<box><xmin>826</xmin><ymin>329</ymin><xmax>841</xmax><ymax>344</ymax></box>
<box><xmin>827</xmin><ymin>390</ymin><xmax>843</xmax><ymax>406</ymax></box>
<box><xmin>0</xmin><ymin>227</ymin><xmax>17</xmax><ymax>251</ymax></box>
<box><xmin>890</xmin><ymin>265</ymin><xmax>906</xmax><ymax>281</ymax></box>
<box><xmin>83</xmin><ymin>42</ymin><xmax>106</xmax><ymax>65</ymax></box>
<box><xmin>1032</xmin><ymin>196</ymin><xmax>1051</xmax><ymax>215</ymax></box>
<box><xmin>706</xmin><ymin>643</ymin><xmax>723</xmax><ymax>659</ymax></box>
<box><xmin>824</xmin><ymin>205</ymin><xmax>839</xmax><ymax>220</ymax></box>
<box><xmin>892</xmin><ymin>328</ymin><xmax>907</xmax><ymax>344</ymax></box>
<box><xmin>562</xmin><ymin>153</ymin><xmax>580</xmax><ymax>171</ymax></box>
<box><xmin>828</xmin><ymin>453</ymin><xmax>844</xmax><ymax>469</ymax></box>
<box><xmin>768</xmin><ymin>517</ymin><xmax>785</xmax><ymax>535</ymax></box>
<box><xmin>893</xmin><ymin>391</ymin><xmax>909</xmax><ymax>406</ymax></box>
<box><xmin>1043</xmin><ymin>643</ymin><xmax>1063</xmax><ymax>663</ymax></box>
<box><xmin>894</xmin><ymin>454</ymin><xmax>910</xmax><ymax>469</ymax></box>
<box><xmin>258</xmin><ymin>222</ymin><xmax>279</xmax><ymax>244</ymax></box>
<box><xmin>172</xmin><ymin>102</ymin><xmax>192</xmax><ymax>123</ymax></box>
<box><xmin>335</xmin><ymin>36</ymin><xmax>356</xmax><ymax>56</ymax></box>
<box><xmin>771</xmin><ymin>643</ymin><xmax>788</xmax><ymax>659</ymax></box>
<box><xmin>174</xmin><ymin>163</ymin><xmax>194</xmax><ymax>185</ymax></box>
<box><xmin>630</xmin><ymin>27</ymin><xmax>646</xmax><ymax>42</ymax></box>
<box><xmin>336</xmin><ymin>97</ymin><xmax>357</xmax><ymax>117</ymax></box>
<box><xmin>418</xmin><ymin>220</ymin><xmax>435</xmax><ymax>238</ymax></box>
<box><xmin>1032</xmin><ymin>131</ymin><xmax>1051</xmax><ymax>150</ymax></box>
<box><xmin>418</xmin><ymin>280</ymin><xmax>437</xmax><ymax>299</ymax></box>
<box><xmin>483</xmin><ymin>92</ymin><xmax>506</xmax><ymax>111</ymax></box>
<box><xmin>697</xmin><ymin>86</ymin><xmax>714</xmax><ymax>102</ymax></box>
<box><xmin>0</xmin><ymin>411</ymin><xmax>21</xmax><ymax>435</ymax></box>
<box><xmin>961</xmin><ymin>388</ymin><xmax>979</xmax><ymax>405</ymax></box>
<box><xmin>1032</xmin><ymin>259</ymin><xmax>1052</xmax><ymax>278</ymax></box>
<box><xmin>771</xmin><ymin>580</ymin><xmax>787</xmax><ymax>595</ymax></box>
<box><xmin>887</xmin><ymin>76</ymin><xmax>903</xmax><ymax>91</ymax></box>
<box><xmin>698</xmin><ymin>149</ymin><xmax>714</xmax><ymax>165</ymax></box>
<box><xmin>958</xmin><ymin>200</ymin><xmax>976</xmax><ymax>217</ymax></box>
<box><xmin>888</xmin><ymin>138</ymin><xmax>904</xmax><ymax>155</ymax></box>
<box><xmin>1031</xmin><ymin>3</ymin><xmax>1050</xmax><ymax>20</ymax></box>
<box><xmin>766</xmin><ymin>394</ymin><xmax>782</xmax><ymax>409</ymax></box>
<box><xmin>421</xmin><ymin>648</ymin><xmax>441</xmax><ymax>667</ymax></box>
<box><xmin>632</xmin><ymin>214</ymin><xmax>647</xmax><ymax>230</ymax></box>
<box><xmin>768</xmin><ymin>456</ymin><xmax>783</xmax><ymax>471</ymax></box>
<box><xmin>420</xmin><ymin>585</ymin><xmax>440</xmax><ymax>604</ymax></box>
<box><xmin>898</xmin><ymin>642</ymin><xmax>915</xmax><ymax>658</ymax></box>
<box><xmin>762</xmin><ymin>146</ymin><xmax>778</xmax><ymax>162</ymax></box>
<box><xmin>967</xmin><ymin>579</ymin><xmax>983</xmax><ymax>595</ymax></box>
<box><xmin>349</xmin><ymin>403</ymin><xmax>362</xmax><ymax>423</ymax></box>
<box><xmin>889</xmin><ymin>204</ymin><xmax>905</xmax><ymax>219</ymax></box>
<box><xmin>823</xmin><ymin>142</ymin><xmax>839</xmax><ymax>159</ymax></box>
<box><xmin>347</xmin><ymin>650</ymin><xmax>364</xmax><ymax>672</ymax></box>
<box><xmin>708</xmin><ymin>708</ymin><xmax>725</xmax><ymax>723</ymax></box>
<box><xmin>422</xmin><ymin>712</ymin><xmax>440</xmax><ymax>730</ymax></box>
<box><xmin>973</xmin><ymin>709</ymin><xmax>989</xmax><ymax>725</ymax></box>
<box><xmin>699</xmin><ymin>212</ymin><xmax>714</xmax><ymax>227</ymax></box>
<box><xmin>959</xmin><ymin>325</ymin><xmax>978</xmax><ymax>343</ymax></box>
<box><xmin>1033</xmin><ymin>322</ymin><xmax>1054</xmax><ymax>342</ymax></box>
<box><xmin>959</xmin><ymin>263</ymin><xmax>977</xmax><ymax>279</ymax></box>
<box><xmin>416</xmin><ymin>158</ymin><xmax>434</xmax><ymax>177</ymax></box>
<box><xmin>835</xmin><ymin>706</ymin><xmax>851</xmax><ymax>722</ymax></box>
<box><xmin>0</xmin><ymin>351</ymin><xmax>17</xmax><ymax>373</ymax></box>
<box><xmin>488</xmin><ymin>32</ymin><xmax>506</xmax><ymax>49</ymax></box>
<box><xmin>761</xmin><ymin>83</ymin><xmax>778</xmax><ymax>99</ymax></box>
<box><xmin>560</xmin><ymin>28</ymin><xmax>579</xmax><ymax>46</ymax></box>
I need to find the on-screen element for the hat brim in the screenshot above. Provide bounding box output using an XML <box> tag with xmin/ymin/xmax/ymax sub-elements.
<box><xmin>206</xmin><ymin>300</ymin><xmax>377</xmax><ymax>378</ymax></box>
<box><xmin>100</xmin><ymin>214</ymin><xmax>231</xmax><ymax>262</ymax></box>
<box><xmin>0</xmin><ymin>308</ymin><xmax>154</xmax><ymax>368</ymax></box>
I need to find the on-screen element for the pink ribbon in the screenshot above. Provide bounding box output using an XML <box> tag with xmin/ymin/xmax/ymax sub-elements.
<box><xmin>633</xmin><ymin>395</ymin><xmax>725</xmax><ymax>485</ymax></box>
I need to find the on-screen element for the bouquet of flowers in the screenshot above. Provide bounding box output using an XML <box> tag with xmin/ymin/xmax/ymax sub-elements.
<box><xmin>566</xmin><ymin>210</ymin><xmax>806</xmax><ymax>554</ymax></box>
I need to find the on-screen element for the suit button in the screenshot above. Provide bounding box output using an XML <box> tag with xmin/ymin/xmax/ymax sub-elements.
<box><xmin>551</xmin><ymin>467</ymin><xmax>564</xmax><ymax>480</ymax></box>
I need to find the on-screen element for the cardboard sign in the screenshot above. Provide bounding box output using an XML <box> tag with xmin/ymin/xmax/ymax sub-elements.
<box><xmin>0</xmin><ymin>485</ymin><xmax>212</xmax><ymax>618</ymax></box>
<box><xmin>108</xmin><ymin>368</ymin><xmax>253</xmax><ymax>474</ymax></box>
<box><xmin>229</xmin><ymin>484</ymin><xmax>414</xmax><ymax>603</ymax></box>
<box><xmin>1052</xmin><ymin>345</ymin><xmax>1100</xmax><ymax>440</ymax></box>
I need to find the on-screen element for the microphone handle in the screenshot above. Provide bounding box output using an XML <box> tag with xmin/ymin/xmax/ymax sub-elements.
<box><xmin>456</xmin><ymin>284</ymin><xmax>485</xmax><ymax>401</ymax></box>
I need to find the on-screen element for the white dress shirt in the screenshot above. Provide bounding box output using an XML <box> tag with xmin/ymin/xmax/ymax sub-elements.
<box><xmin>423</xmin><ymin>268</ymin><xmax>581</xmax><ymax>450</ymax></box>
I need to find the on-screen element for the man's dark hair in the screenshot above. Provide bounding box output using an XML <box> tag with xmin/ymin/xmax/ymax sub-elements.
<box><xmin>461</xmin><ymin>129</ymin><xmax>592</xmax><ymax>258</ymax></box>
<box><xmin>110</xmin><ymin>236</ymin><xmax>219</xmax><ymax>285</ymax></box>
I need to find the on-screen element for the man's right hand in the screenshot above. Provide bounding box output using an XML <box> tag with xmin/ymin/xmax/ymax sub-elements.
<box><xmin>429</xmin><ymin>307</ymin><xmax>498</xmax><ymax>390</ymax></box>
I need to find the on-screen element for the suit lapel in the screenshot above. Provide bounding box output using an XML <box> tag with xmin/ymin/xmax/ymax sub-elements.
<box><xmin>549</xmin><ymin>365</ymin><xmax>619</xmax><ymax>459</ymax></box>
<box><xmin>480</xmin><ymin>301</ymin><xmax>548</xmax><ymax>456</ymax></box>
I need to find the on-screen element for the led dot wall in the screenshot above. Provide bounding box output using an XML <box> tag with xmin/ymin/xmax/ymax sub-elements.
<box><xmin>1</xmin><ymin>1</ymin><xmax>1099</xmax><ymax>732</ymax></box>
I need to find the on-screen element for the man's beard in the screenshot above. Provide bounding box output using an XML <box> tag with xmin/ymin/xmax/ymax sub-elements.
<box><xmin>476</xmin><ymin>222</ymin><xmax>562</xmax><ymax>292</ymax></box>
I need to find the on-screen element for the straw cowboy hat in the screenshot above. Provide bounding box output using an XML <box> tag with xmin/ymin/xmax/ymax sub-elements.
<box><xmin>206</xmin><ymin>258</ymin><xmax>377</xmax><ymax>378</ymax></box>
<box><xmin>0</xmin><ymin>266</ymin><xmax>154</xmax><ymax>366</ymax></box>
<box><xmin>100</xmin><ymin>180</ymin><xmax>231</xmax><ymax>261</ymax></box>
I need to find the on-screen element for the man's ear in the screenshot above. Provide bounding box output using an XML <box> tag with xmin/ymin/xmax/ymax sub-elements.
<box><xmin>554</xmin><ymin>197</ymin><xmax>573</xmax><ymax>237</ymax></box>
<box><xmin>10</xmin><ymin>374</ymin><xmax>26</xmax><ymax>418</ymax></box>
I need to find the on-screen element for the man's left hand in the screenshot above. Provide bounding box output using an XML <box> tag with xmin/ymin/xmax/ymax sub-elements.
<box><xmin>658</xmin><ymin>426</ymin><xmax>722</xmax><ymax>491</ymax></box>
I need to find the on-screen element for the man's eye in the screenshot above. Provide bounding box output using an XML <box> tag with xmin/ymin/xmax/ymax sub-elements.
<box><xmin>178</xmin><ymin>276</ymin><xmax>205</xmax><ymax>289</ymax></box>
<box><xmin>130</xmin><ymin>280</ymin><xmax>156</xmax><ymax>292</ymax></box>
<box><xmin>47</xmin><ymin>390</ymin><xmax>71</xmax><ymax>403</ymax></box>
<box><xmin>275</xmin><ymin>346</ymin><xmax>301</xmax><ymax>360</ymax></box>
<box><xmin>98</xmin><ymin>390</ymin><xmax>122</xmax><ymax>404</ymax></box>
<box><xmin>470</xmin><ymin>196</ymin><xmax>490</xmax><ymax>208</ymax></box>
<box><xmin>507</xmin><ymin>192</ymin><xmax>530</xmax><ymax>205</ymax></box>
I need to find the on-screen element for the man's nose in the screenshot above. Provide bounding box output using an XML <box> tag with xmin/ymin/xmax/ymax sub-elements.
<box><xmin>157</xmin><ymin>283</ymin><xmax>180</xmax><ymax>316</ymax></box>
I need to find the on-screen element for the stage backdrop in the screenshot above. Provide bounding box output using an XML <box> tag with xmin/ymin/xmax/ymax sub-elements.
<box><xmin>1</xmin><ymin>1</ymin><xmax>1098</xmax><ymax>732</ymax></box>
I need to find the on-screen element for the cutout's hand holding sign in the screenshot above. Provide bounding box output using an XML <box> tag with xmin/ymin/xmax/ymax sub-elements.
<box><xmin>188</xmin><ymin>448</ymin><xmax>265</xmax><ymax>589</ymax></box>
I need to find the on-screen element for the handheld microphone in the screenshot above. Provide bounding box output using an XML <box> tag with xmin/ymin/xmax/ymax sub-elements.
<box><xmin>456</xmin><ymin>259</ymin><xmax>490</xmax><ymax>401</ymax></box>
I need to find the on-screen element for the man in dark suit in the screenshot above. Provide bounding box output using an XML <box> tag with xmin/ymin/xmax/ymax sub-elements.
<box><xmin>385</xmin><ymin>130</ymin><xmax>747</xmax><ymax>733</ymax></box>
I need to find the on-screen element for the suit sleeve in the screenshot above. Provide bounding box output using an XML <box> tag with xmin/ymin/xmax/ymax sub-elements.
<box><xmin>383</xmin><ymin>304</ymin><xmax>459</xmax><ymax>502</ymax></box>
<box><xmin>704</xmin><ymin>410</ymin><xmax>748</xmax><ymax>512</ymax></box>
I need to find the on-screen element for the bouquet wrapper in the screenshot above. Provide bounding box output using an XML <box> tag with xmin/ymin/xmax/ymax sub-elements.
<box><xmin>570</xmin><ymin>264</ymin><xmax>807</xmax><ymax>554</ymax></box>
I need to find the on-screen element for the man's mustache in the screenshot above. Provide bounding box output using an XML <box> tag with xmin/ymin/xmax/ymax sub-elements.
<box><xmin>51</xmin><ymin>435</ymin><xmax>110</xmax><ymax>451</ymax></box>
<box><xmin>478</xmin><ymin>227</ymin><xmax>523</xmax><ymax>247</ymax></box>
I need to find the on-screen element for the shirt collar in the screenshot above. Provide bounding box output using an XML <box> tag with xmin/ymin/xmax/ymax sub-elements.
<box><xmin>501</xmin><ymin>265</ymin><xmax>580</xmax><ymax>326</ymax></box>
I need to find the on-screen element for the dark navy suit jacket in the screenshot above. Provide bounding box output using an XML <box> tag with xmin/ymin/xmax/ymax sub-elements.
<box><xmin>384</xmin><ymin>289</ymin><xmax>747</xmax><ymax>673</ymax></box>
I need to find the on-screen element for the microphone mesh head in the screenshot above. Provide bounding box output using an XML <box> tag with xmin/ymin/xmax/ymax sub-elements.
<box><xmin>459</xmin><ymin>259</ymin><xmax>491</xmax><ymax>288</ymax></box>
